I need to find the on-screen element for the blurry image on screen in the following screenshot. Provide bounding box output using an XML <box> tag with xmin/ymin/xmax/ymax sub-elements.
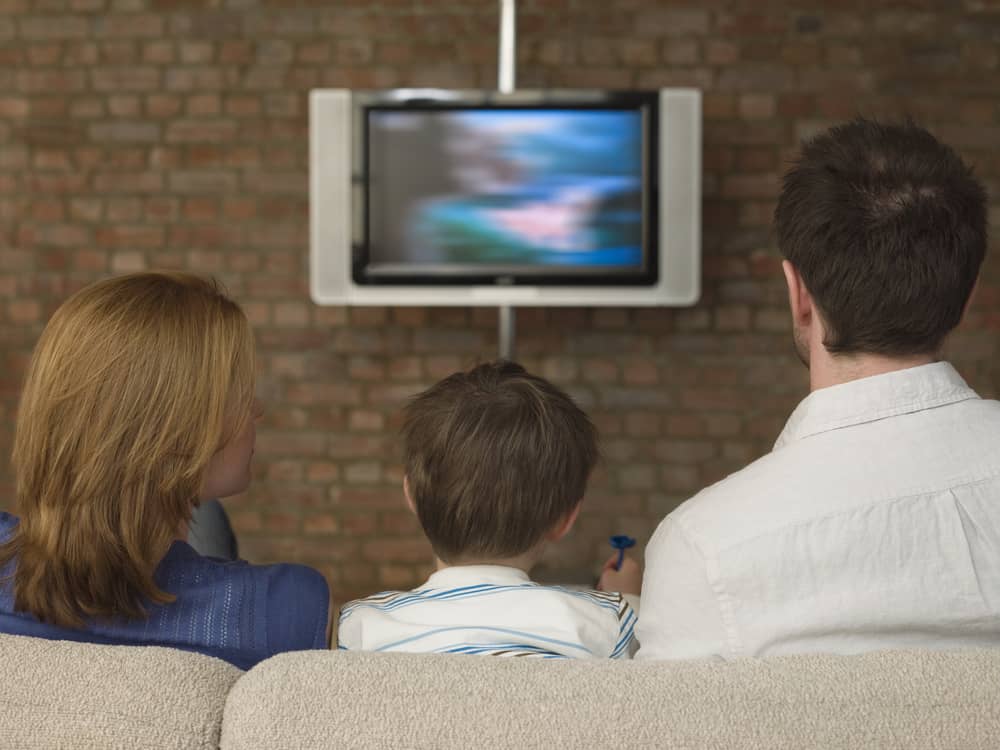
<box><xmin>366</xmin><ymin>109</ymin><xmax>645</xmax><ymax>270</ymax></box>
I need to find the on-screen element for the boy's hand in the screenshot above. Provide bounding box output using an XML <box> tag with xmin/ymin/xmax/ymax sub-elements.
<box><xmin>597</xmin><ymin>553</ymin><xmax>642</xmax><ymax>595</ymax></box>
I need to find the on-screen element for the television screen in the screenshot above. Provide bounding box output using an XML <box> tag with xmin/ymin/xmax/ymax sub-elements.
<box><xmin>354</xmin><ymin>92</ymin><xmax>659</xmax><ymax>285</ymax></box>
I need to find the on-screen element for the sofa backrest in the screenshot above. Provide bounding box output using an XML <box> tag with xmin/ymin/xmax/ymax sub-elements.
<box><xmin>0</xmin><ymin>633</ymin><xmax>242</xmax><ymax>750</ymax></box>
<box><xmin>222</xmin><ymin>648</ymin><xmax>1000</xmax><ymax>749</ymax></box>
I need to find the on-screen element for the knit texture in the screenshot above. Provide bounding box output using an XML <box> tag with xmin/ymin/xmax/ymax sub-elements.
<box><xmin>0</xmin><ymin>633</ymin><xmax>241</xmax><ymax>750</ymax></box>
<box><xmin>222</xmin><ymin>648</ymin><xmax>1000</xmax><ymax>749</ymax></box>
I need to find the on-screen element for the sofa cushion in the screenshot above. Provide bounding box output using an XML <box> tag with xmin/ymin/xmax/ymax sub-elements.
<box><xmin>221</xmin><ymin>648</ymin><xmax>1000</xmax><ymax>749</ymax></box>
<box><xmin>0</xmin><ymin>633</ymin><xmax>242</xmax><ymax>750</ymax></box>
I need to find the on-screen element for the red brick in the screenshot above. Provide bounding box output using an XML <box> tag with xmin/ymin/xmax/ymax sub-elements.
<box><xmin>738</xmin><ymin>94</ymin><xmax>777</xmax><ymax>120</ymax></box>
<box><xmin>33</xmin><ymin>147</ymin><xmax>73</xmax><ymax>170</ymax></box>
<box><xmin>722</xmin><ymin>174</ymin><xmax>780</xmax><ymax>199</ymax></box>
<box><xmin>361</xmin><ymin>538</ymin><xmax>432</xmax><ymax>564</ymax></box>
<box><xmin>348</xmin><ymin>410</ymin><xmax>385</xmax><ymax>432</ymax></box>
<box><xmin>377</xmin><ymin>509</ymin><xmax>419</xmax><ymax>535</ymax></box>
<box><xmin>18</xmin><ymin>15</ymin><xmax>88</xmax><ymax>39</ymax></box>
<box><xmin>168</xmin><ymin>171</ymin><xmax>238</xmax><ymax>193</ymax></box>
<box><xmin>26</xmin><ymin>42</ymin><xmax>61</xmax><ymax>65</ymax></box>
<box><xmin>624</xmin><ymin>412</ymin><xmax>660</xmax><ymax>437</ymax></box>
<box><xmin>274</xmin><ymin>302</ymin><xmax>309</xmax><ymax>327</ymax></box>
<box><xmin>17</xmin><ymin>69</ymin><xmax>87</xmax><ymax>93</ymax></box>
<box><xmin>186</xmin><ymin>93</ymin><xmax>221</xmax><ymax>116</ymax></box>
<box><xmin>225</xmin><ymin>95</ymin><xmax>261</xmax><ymax>117</ymax></box>
<box><xmin>33</xmin><ymin>224</ymin><xmax>88</xmax><ymax>248</ymax></box>
<box><xmin>185</xmin><ymin>251</ymin><xmax>224</xmax><ymax>272</ymax></box>
<box><xmin>66</xmin><ymin>98</ymin><xmax>102</xmax><ymax>119</ymax></box>
<box><xmin>303</xmin><ymin>513</ymin><xmax>339</xmax><ymax>535</ymax></box>
<box><xmin>110</xmin><ymin>251</ymin><xmax>146</xmax><ymax>273</ymax></box>
<box><xmin>96</xmin><ymin>225</ymin><xmax>164</xmax><ymax>249</ymax></box>
<box><xmin>145</xmin><ymin>94</ymin><xmax>182</xmax><ymax>118</ymax></box>
<box><xmin>179</xmin><ymin>41</ymin><xmax>213</xmax><ymax>64</ymax></box>
<box><xmin>71</xmin><ymin>249</ymin><xmax>107</xmax><ymax>271</ymax></box>
<box><xmin>99</xmin><ymin>41</ymin><xmax>138</xmax><ymax>65</ymax></box>
<box><xmin>102</xmin><ymin>14</ymin><xmax>164</xmax><ymax>38</ymax></box>
<box><xmin>634</xmin><ymin>9</ymin><xmax>709</xmax><ymax>36</ymax></box>
<box><xmin>142</xmin><ymin>40</ymin><xmax>174</xmax><ymax>64</ymax></box>
<box><xmin>8</xmin><ymin>300</ymin><xmax>42</xmax><ymax>323</ymax></box>
<box><xmin>704</xmin><ymin>39</ymin><xmax>739</xmax><ymax>65</ymax></box>
<box><xmin>218</xmin><ymin>40</ymin><xmax>253</xmax><ymax>64</ymax></box>
<box><xmin>180</xmin><ymin>197</ymin><xmax>217</xmax><ymax>221</ymax></box>
<box><xmin>165</xmin><ymin>120</ymin><xmax>238</xmax><ymax>143</ymax></box>
<box><xmin>88</xmin><ymin>121</ymin><xmax>159</xmax><ymax>142</ymax></box>
<box><xmin>30</xmin><ymin>200</ymin><xmax>64</xmax><ymax>222</ymax></box>
<box><xmin>661</xmin><ymin>464</ymin><xmax>701</xmax><ymax>493</ymax></box>
<box><xmin>91</xmin><ymin>66</ymin><xmax>160</xmax><ymax>92</ymax></box>
<box><xmin>306</xmin><ymin>461</ymin><xmax>340</xmax><ymax>483</ymax></box>
<box><xmin>662</xmin><ymin>39</ymin><xmax>700</xmax><ymax>65</ymax></box>
<box><xmin>387</xmin><ymin>356</ymin><xmax>421</xmax><ymax>381</ymax></box>
<box><xmin>267</xmin><ymin>460</ymin><xmax>303</xmax><ymax>482</ymax></box>
<box><xmin>620</xmin><ymin>40</ymin><xmax>657</xmax><ymax>66</ymax></box>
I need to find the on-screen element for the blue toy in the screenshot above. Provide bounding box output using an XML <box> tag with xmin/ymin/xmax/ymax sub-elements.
<box><xmin>609</xmin><ymin>535</ymin><xmax>636</xmax><ymax>571</ymax></box>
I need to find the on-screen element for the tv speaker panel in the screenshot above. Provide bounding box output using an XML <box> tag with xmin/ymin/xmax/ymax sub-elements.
<box><xmin>309</xmin><ymin>88</ymin><xmax>701</xmax><ymax>307</ymax></box>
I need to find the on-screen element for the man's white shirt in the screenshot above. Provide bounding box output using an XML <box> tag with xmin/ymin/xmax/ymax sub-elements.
<box><xmin>637</xmin><ymin>362</ymin><xmax>1000</xmax><ymax>660</ymax></box>
<box><xmin>338</xmin><ymin>565</ymin><xmax>637</xmax><ymax>658</ymax></box>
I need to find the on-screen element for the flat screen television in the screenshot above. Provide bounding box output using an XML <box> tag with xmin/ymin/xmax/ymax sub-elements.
<box><xmin>310</xmin><ymin>88</ymin><xmax>701</xmax><ymax>307</ymax></box>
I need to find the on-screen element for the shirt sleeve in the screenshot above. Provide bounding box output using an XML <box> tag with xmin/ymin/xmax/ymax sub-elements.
<box><xmin>264</xmin><ymin>564</ymin><xmax>330</xmax><ymax>654</ymax></box>
<box><xmin>610</xmin><ymin>595</ymin><xmax>638</xmax><ymax>659</ymax></box>
<box><xmin>634</xmin><ymin>516</ymin><xmax>731</xmax><ymax>661</ymax></box>
<box><xmin>335</xmin><ymin>602</ymin><xmax>360</xmax><ymax>650</ymax></box>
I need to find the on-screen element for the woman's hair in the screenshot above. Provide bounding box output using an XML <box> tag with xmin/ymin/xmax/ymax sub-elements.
<box><xmin>0</xmin><ymin>272</ymin><xmax>255</xmax><ymax>628</ymax></box>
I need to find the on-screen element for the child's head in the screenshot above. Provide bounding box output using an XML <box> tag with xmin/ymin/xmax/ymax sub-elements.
<box><xmin>401</xmin><ymin>360</ymin><xmax>598</xmax><ymax>564</ymax></box>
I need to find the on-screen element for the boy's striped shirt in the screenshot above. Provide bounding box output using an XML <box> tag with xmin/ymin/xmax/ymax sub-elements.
<box><xmin>337</xmin><ymin>565</ymin><xmax>638</xmax><ymax>659</ymax></box>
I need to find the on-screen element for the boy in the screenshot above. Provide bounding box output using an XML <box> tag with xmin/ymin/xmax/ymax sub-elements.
<box><xmin>338</xmin><ymin>360</ymin><xmax>640</xmax><ymax>658</ymax></box>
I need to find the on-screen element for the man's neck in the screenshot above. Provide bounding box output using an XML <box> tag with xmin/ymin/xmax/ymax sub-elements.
<box><xmin>809</xmin><ymin>350</ymin><xmax>936</xmax><ymax>392</ymax></box>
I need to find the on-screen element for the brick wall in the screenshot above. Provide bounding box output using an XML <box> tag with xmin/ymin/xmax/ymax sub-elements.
<box><xmin>2</xmin><ymin>0</ymin><xmax>998</xmax><ymax>605</ymax></box>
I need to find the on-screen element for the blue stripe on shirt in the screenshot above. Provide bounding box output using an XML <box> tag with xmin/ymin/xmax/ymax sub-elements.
<box><xmin>340</xmin><ymin>583</ymin><xmax>620</xmax><ymax>623</ymax></box>
<box><xmin>375</xmin><ymin>625</ymin><xmax>593</xmax><ymax>655</ymax></box>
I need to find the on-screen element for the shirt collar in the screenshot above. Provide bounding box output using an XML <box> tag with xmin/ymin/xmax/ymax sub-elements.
<box><xmin>423</xmin><ymin>565</ymin><xmax>531</xmax><ymax>589</ymax></box>
<box><xmin>774</xmin><ymin>361</ymin><xmax>978</xmax><ymax>450</ymax></box>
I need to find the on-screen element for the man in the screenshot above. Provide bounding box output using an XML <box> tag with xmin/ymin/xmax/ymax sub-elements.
<box><xmin>637</xmin><ymin>118</ymin><xmax>996</xmax><ymax>660</ymax></box>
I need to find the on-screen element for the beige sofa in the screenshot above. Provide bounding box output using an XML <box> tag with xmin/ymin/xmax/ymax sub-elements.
<box><xmin>2</xmin><ymin>633</ymin><xmax>999</xmax><ymax>749</ymax></box>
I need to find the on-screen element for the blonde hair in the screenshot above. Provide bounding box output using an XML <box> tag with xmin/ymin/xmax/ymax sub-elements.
<box><xmin>0</xmin><ymin>272</ymin><xmax>255</xmax><ymax>627</ymax></box>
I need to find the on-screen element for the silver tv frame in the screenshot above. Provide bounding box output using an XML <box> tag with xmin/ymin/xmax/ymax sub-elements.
<box><xmin>309</xmin><ymin>88</ymin><xmax>701</xmax><ymax>307</ymax></box>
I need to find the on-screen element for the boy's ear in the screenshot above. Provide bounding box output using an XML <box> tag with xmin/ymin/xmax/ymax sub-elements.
<box><xmin>403</xmin><ymin>475</ymin><xmax>416</xmax><ymax>514</ymax></box>
<box><xmin>545</xmin><ymin>501</ymin><xmax>583</xmax><ymax>542</ymax></box>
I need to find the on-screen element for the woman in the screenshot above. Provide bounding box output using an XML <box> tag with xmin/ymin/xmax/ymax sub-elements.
<box><xmin>0</xmin><ymin>272</ymin><xmax>329</xmax><ymax>669</ymax></box>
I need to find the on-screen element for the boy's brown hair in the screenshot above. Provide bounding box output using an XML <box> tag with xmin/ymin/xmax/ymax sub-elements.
<box><xmin>401</xmin><ymin>360</ymin><xmax>598</xmax><ymax>563</ymax></box>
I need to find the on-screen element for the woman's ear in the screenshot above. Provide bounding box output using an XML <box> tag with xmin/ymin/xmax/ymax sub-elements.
<box><xmin>403</xmin><ymin>475</ymin><xmax>416</xmax><ymax>514</ymax></box>
<box><xmin>546</xmin><ymin>501</ymin><xmax>583</xmax><ymax>542</ymax></box>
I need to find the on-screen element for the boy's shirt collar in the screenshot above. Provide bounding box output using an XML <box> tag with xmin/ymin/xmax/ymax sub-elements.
<box><xmin>423</xmin><ymin>565</ymin><xmax>532</xmax><ymax>588</ymax></box>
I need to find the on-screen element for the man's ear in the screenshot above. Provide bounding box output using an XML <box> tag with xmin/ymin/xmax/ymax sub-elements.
<box><xmin>960</xmin><ymin>279</ymin><xmax>980</xmax><ymax>325</ymax></box>
<box><xmin>403</xmin><ymin>475</ymin><xmax>416</xmax><ymax>514</ymax></box>
<box><xmin>546</xmin><ymin>501</ymin><xmax>583</xmax><ymax>543</ymax></box>
<box><xmin>782</xmin><ymin>259</ymin><xmax>813</xmax><ymax>328</ymax></box>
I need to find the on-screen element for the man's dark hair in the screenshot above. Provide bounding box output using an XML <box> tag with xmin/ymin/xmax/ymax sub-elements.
<box><xmin>774</xmin><ymin>117</ymin><xmax>987</xmax><ymax>356</ymax></box>
<box><xmin>401</xmin><ymin>360</ymin><xmax>598</xmax><ymax>563</ymax></box>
